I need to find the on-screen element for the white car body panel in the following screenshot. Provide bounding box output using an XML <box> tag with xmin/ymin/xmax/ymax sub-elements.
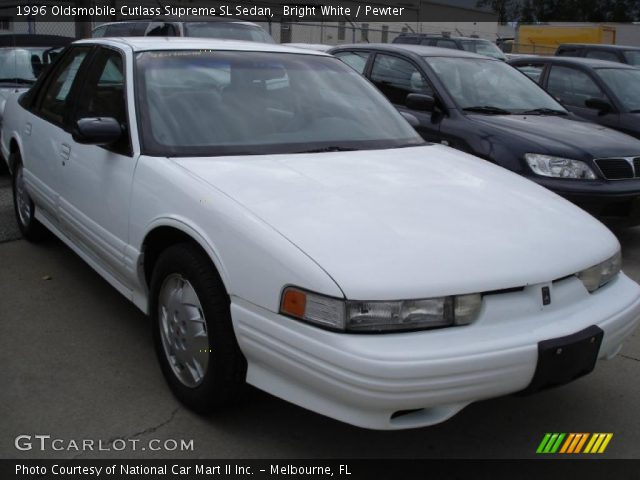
<box><xmin>2</xmin><ymin>37</ymin><xmax>639</xmax><ymax>430</ymax></box>
<box><xmin>234</xmin><ymin>273</ymin><xmax>640</xmax><ymax>429</ymax></box>
<box><xmin>174</xmin><ymin>146</ymin><xmax>619</xmax><ymax>300</ymax></box>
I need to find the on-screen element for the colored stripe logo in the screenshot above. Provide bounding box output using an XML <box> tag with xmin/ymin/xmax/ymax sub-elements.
<box><xmin>536</xmin><ymin>433</ymin><xmax>613</xmax><ymax>454</ymax></box>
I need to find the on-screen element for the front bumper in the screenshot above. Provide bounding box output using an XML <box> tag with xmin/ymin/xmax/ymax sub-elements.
<box><xmin>231</xmin><ymin>274</ymin><xmax>640</xmax><ymax>430</ymax></box>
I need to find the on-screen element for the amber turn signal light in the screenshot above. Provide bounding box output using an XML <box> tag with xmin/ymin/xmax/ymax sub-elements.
<box><xmin>281</xmin><ymin>288</ymin><xmax>307</xmax><ymax>318</ymax></box>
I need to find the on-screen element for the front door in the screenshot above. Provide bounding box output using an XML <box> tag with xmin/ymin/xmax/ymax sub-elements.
<box><xmin>546</xmin><ymin>65</ymin><xmax>620</xmax><ymax>130</ymax></box>
<box><xmin>59</xmin><ymin>46</ymin><xmax>137</xmax><ymax>285</ymax></box>
<box><xmin>368</xmin><ymin>53</ymin><xmax>442</xmax><ymax>143</ymax></box>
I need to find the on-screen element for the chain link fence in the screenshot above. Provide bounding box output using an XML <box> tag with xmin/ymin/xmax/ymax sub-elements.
<box><xmin>0</xmin><ymin>0</ymin><xmax>77</xmax><ymax>37</ymax></box>
<box><xmin>268</xmin><ymin>21</ymin><xmax>408</xmax><ymax>45</ymax></box>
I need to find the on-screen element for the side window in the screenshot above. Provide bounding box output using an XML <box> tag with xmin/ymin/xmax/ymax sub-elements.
<box><xmin>556</xmin><ymin>47</ymin><xmax>581</xmax><ymax>57</ymax></box>
<box><xmin>585</xmin><ymin>49</ymin><xmax>621</xmax><ymax>63</ymax></box>
<box><xmin>37</xmin><ymin>47</ymin><xmax>90</xmax><ymax>125</ymax></box>
<box><xmin>105</xmin><ymin>22</ymin><xmax>147</xmax><ymax>37</ymax></box>
<box><xmin>515</xmin><ymin>63</ymin><xmax>545</xmax><ymax>83</ymax></box>
<box><xmin>146</xmin><ymin>23</ymin><xmax>178</xmax><ymax>37</ymax></box>
<box><xmin>370</xmin><ymin>53</ymin><xmax>433</xmax><ymax>105</ymax></box>
<box><xmin>435</xmin><ymin>39</ymin><xmax>458</xmax><ymax>50</ymax></box>
<box><xmin>334</xmin><ymin>51</ymin><xmax>370</xmax><ymax>74</ymax></box>
<box><xmin>92</xmin><ymin>25</ymin><xmax>107</xmax><ymax>38</ymax></box>
<box><xmin>547</xmin><ymin>65</ymin><xmax>606</xmax><ymax>108</ymax></box>
<box><xmin>75</xmin><ymin>47</ymin><xmax>129</xmax><ymax>153</ymax></box>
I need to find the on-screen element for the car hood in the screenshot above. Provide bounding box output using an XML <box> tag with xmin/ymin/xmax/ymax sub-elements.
<box><xmin>175</xmin><ymin>145</ymin><xmax>618</xmax><ymax>300</ymax></box>
<box><xmin>618</xmin><ymin>113</ymin><xmax>640</xmax><ymax>138</ymax></box>
<box><xmin>467</xmin><ymin>114</ymin><xmax>640</xmax><ymax>158</ymax></box>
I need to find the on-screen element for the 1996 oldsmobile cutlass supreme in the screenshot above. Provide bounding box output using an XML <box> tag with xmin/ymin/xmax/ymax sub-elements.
<box><xmin>2</xmin><ymin>37</ymin><xmax>639</xmax><ymax>429</ymax></box>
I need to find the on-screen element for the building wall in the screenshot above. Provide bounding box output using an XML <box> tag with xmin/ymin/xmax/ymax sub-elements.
<box><xmin>605</xmin><ymin>23</ymin><xmax>640</xmax><ymax>47</ymax></box>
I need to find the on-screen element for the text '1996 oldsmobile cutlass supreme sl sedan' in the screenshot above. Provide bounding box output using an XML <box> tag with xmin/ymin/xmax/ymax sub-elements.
<box><xmin>2</xmin><ymin>38</ymin><xmax>639</xmax><ymax>429</ymax></box>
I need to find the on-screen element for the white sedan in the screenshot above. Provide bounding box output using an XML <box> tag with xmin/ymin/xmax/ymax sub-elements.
<box><xmin>2</xmin><ymin>37</ymin><xmax>639</xmax><ymax>430</ymax></box>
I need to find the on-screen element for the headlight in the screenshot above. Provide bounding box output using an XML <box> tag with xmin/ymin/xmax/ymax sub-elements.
<box><xmin>280</xmin><ymin>287</ymin><xmax>482</xmax><ymax>332</ymax></box>
<box><xmin>577</xmin><ymin>250</ymin><xmax>622</xmax><ymax>293</ymax></box>
<box><xmin>525</xmin><ymin>154</ymin><xmax>597</xmax><ymax>180</ymax></box>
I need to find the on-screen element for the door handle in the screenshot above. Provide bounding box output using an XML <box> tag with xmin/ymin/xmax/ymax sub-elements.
<box><xmin>60</xmin><ymin>143</ymin><xmax>71</xmax><ymax>165</ymax></box>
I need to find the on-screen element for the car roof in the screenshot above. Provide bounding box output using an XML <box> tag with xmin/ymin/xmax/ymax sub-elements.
<box><xmin>558</xmin><ymin>43</ymin><xmax>640</xmax><ymax>51</ymax></box>
<box><xmin>93</xmin><ymin>18</ymin><xmax>261</xmax><ymax>28</ymax></box>
<box><xmin>74</xmin><ymin>37</ymin><xmax>329</xmax><ymax>55</ymax></box>
<box><xmin>330</xmin><ymin>43</ymin><xmax>495</xmax><ymax>60</ymax></box>
<box><xmin>396</xmin><ymin>34</ymin><xmax>488</xmax><ymax>41</ymax></box>
<box><xmin>283</xmin><ymin>43</ymin><xmax>334</xmax><ymax>52</ymax></box>
<box><xmin>510</xmin><ymin>55</ymin><xmax>637</xmax><ymax>69</ymax></box>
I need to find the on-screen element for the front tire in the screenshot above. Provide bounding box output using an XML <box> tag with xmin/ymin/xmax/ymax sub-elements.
<box><xmin>11</xmin><ymin>154</ymin><xmax>47</xmax><ymax>242</ymax></box>
<box><xmin>150</xmin><ymin>243</ymin><xmax>247</xmax><ymax>413</ymax></box>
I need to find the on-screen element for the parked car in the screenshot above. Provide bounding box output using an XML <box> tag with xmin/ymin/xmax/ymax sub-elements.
<box><xmin>92</xmin><ymin>19</ymin><xmax>274</xmax><ymax>43</ymax></box>
<box><xmin>329</xmin><ymin>43</ymin><xmax>640</xmax><ymax>225</ymax></box>
<box><xmin>392</xmin><ymin>33</ymin><xmax>506</xmax><ymax>61</ymax></box>
<box><xmin>556</xmin><ymin>44</ymin><xmax>640</xmax><ymax>66</ymax></box>
<box><xmin>0</xmin><ymin>34</ymin><xmax>72</xmax><ymax>173</ymax></box>
<box><xmin>3</xmin><ymin>37</ymin><xmax>639</xmax><ymax>430</ymax></box>
<box><xmin>510</xmin><ymin>56</ymin><xmax>640</xmax><ymax>140</ymax></box>
<box><xmin>0</xmin><ymin>34</ymin><xmax>71</xmax><ymax>117</ymax></box>
<box><xmin>282</xmin><ymin>43</ymin><xmax>333</xmax><ymax>52</ymax></box>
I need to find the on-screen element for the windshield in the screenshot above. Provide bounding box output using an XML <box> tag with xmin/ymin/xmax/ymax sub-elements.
<box><xmin>425</xmin><ymin>57</ymin><xmax>565</xmax><ymax>114</ymax></box>
<box><xmin>460</xmin><ymin>40</ymin><xmax>506</xmax><ymax>60</ymax></box>
<box><xmin>184</xmin><ymin>22</ymin><xmax>274</xmax><ymax>44</ymax></box>
<box><xmin>597</xmin><ymin>68</ymin><xmax>640</xmax><ymax>111</ymax></box>
<box><xmin>136</xmin><ymin>51</ymin><xmax>424</xmax><ymax>156</ymax></box>
<box><xmin>623</xmin><ymin>50</ymin><xmax>640</xmax><ymax>66</ymax></box>
<box><xmin>0</xmin><ymin>47</ymin><xmax>49</xmax><ymax>83</ymax></box>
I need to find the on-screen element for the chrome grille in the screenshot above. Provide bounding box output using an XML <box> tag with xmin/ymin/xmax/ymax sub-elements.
<box><xmin>594</xmin><ymin>158</ymin><xmax>638</xmax><ymax>180</ymax></box>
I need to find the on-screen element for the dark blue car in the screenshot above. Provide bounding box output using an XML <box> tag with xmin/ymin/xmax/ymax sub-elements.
<box><xmin>329</xmin><ymin>43</ymin><xmax>640</xmax><ymax>225</ymax></box>
<box><xmin>510</xmin><ymin>56</ymin><xmax>640</xmax><ymax>141</ymax></box>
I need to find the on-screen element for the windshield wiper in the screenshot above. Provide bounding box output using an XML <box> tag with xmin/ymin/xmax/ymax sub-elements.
<box><xmin>462</xmin><ymin>106</ymin><xmax>511</xmax><ymax>115</ymax></box>
<box><xmin>520</xmin><ymin>108</ymin><xmax>568</xmax><ymax>116</ymax></box>
<box><xmin>0</xmin><ymin>78</ymin><xmax>35</xmax><ymax>85</ymax></box>
<box><xmin>295</xmin><ymin>146</ymin><xmax>359</xmax><ymax>153</ymax></box>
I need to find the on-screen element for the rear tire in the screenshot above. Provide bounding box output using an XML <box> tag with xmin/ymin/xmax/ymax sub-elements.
<box><xmin>11</xmin><ymin>153</ymin><xmax>47</xmax><ymax>242</ymax></box>
<box><xmin>0</xmin><ymin>155</ymin><xmax>8</xmax><ymax>176</ymax></box>
<box><xmin>150</xmin><ymin>243</ymin><xmax>247</xmax><ymax>413</ymax></box>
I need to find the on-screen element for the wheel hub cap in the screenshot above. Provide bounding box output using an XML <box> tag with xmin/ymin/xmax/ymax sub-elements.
<box><xmin>158</xmin><ymin>274</ymin><xmax>209</xmax><ymax>388</ymax></box>
<box><xmin>15</xmin><ymin>167</ymin><xmax>32</xmax><ymax>226</ymax></box>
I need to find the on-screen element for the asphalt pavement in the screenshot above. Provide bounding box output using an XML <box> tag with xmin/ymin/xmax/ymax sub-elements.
<box><xmin>1</xmin><ymin>175</ymin><xmax>639</xmax><ymax>459</ymax></box>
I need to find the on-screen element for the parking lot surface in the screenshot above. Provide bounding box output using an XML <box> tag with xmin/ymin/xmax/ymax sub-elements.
<box><xmin>1</xmin><ymin>177</ymin><xmax>639</xmax><ymax>459</ymax></box>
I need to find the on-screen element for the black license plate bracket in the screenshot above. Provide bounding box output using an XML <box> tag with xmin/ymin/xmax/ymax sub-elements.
<box><xmin>520</xmin><ymin>325</ymin><xmax>603</xmax><ymax>395</ymax></box>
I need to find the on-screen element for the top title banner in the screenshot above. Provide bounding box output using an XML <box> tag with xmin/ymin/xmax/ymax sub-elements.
<box><xmin>0</xmin><ymin>1</ymin><xmax>499</xmax><ymax>22</ymax></box>
<box><xmin>15</xmin><ymin>3</ymin><xmax>408</xmax><ymax>20</ymax></box>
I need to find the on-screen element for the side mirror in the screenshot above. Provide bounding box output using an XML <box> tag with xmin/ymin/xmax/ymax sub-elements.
<box><xmin>406</xmin><ymin>93</ymin><xmax>435</xmax><ymax>112</ymax></box>
<box><xmin>400</xmin><ymin>111</ymin><xmax>420</xmax><ymax>128</ymax></box>
<box><xmin>585</xmin><ymin>98</ymin><xmax>612</xmax><ymax>114</ymax></box>
<box><xmin>73</xmin><ymin>117</ymin><xmax>122</xmax><ymax>145</ymax></box>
